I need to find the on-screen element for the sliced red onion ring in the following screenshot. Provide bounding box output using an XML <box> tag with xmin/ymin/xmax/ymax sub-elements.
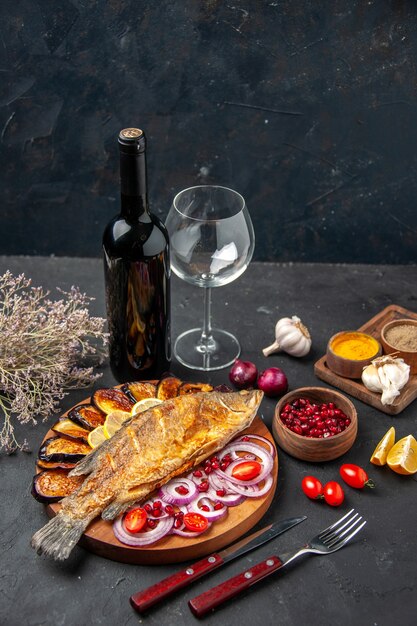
<box><xmin>235</xmin><ymin>434</ymin><xmax>276</xmax><ymax>457</ymax></box>
<box><xmin>217</xmin><ymin>443</ymin><xmax>274</xmax><ymax>485</ymax></box>
<box><xmin>113</xmin><ymin>516</ymin><xmax>174</xmax><ymax>546</ymax></box>
<box><xmin>188</xmin><ymin>496</ymin><xmax>228</xmax><ymax>521</ymax></box>
<box><xmin>221</xmin><ymin>474</ymin><xmax>273</xmax><ymax>498</ymax></box>
<box><xmin>158</xmin><ymin>478</ymin><xmax>197</xmax><ymax>505</ymax></box>
<box><xmin>205</xmin><ymin>485</ymin><xmax>244</xmax><ymax>507</ymax></box>
<box><xmin>215</xmin><ymin>476</ymin><xmax>260</xmax><ymax>497</ymax></box>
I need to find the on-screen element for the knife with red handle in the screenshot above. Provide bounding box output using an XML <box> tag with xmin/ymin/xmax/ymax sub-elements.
<box><xmin>129</xmin><ymin>516</ymin><xmax>305</xmax><ymax>614</ymax></box>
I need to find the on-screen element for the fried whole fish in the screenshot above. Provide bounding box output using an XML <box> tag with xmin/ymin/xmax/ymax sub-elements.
<box><xmin>31</xmin><ymin>389</ymin><xmax>263</xmax><ymax>560</ymax></box>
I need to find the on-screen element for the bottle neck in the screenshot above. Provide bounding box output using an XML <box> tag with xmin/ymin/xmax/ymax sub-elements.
<box><xmin>119</xmin><ymin>150</ymin><xmax>149</xmax><ymax>220</ymax></box>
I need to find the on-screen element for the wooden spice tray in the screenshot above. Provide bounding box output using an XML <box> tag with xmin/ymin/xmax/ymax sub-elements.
<box><xmin>314</xmin><ymin>304</ymin><xmax>417</xmax><ymax>415</ymax></box>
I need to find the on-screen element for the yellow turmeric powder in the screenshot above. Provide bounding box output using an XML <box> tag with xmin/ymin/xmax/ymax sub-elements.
<box><xmin>330</xmin><ymin>332</ymin><xmax>380</xmax><ymax>361</ymax></box>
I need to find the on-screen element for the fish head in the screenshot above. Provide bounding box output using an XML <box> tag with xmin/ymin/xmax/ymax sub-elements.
<box><xmin>216</xmin><ymin>389</ymin><xmax>264</xmax><ymax>427</ymax></box>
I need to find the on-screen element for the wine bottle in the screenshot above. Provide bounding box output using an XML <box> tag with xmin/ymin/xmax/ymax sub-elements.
<box><xmin>103</xmin><ymin>128</ymin><xmax>171</xmax><ymax>382</ymax></box>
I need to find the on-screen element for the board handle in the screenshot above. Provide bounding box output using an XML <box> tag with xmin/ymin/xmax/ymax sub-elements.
<box><xmin>130</xmin><ymin>553</ymin><xmax>224</xmax><ymax>613</ymax></box>
<box><xmin>188</xmin><ymin>555</ymin><xmax>283</xmax><ymax>618</ymax></box>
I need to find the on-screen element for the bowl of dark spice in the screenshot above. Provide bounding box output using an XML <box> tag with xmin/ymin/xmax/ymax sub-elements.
<box><xmin>381</xmin><ymin>319</ymin><xmax>417</xmax><ymax>374</ymax></box>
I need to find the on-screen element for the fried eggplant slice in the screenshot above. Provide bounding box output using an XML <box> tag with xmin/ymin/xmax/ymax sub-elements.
<box><xmin>51</xmin><ymin>418</ymin><xmax>90</xmax><ymax>443</ymax></box>
<box><xmin>179</xmin><ymin>382</ymin><xmax>214</xmax><ymax>395</ymax></box>
<box><xmin>121</xmin><ymin>381</ymin><xmax>157</xmax><ymax>403</ymax></box>
<box><xmin>38</xmin><ymin>436</ymin><xmax>91</xmax><ymax>464</ymax></box>
<box><xmin>156</xmin><ymin>377</ymin><xmax>183</xmax><ymax>400</ymax></box>
<box><xmin>37</xmin><ymin>459</ymin><xmax>78</xmax><ymax>471</ymax></box>
<box><xmin>68</xmin><ymin>403</ymin><xmax>106</xmax><ymax>430</ymax></box>
<box><xmin>92</xmin><ymin>388</ymin><xmax>134</xmax><ymax>414</ymax></box>
<box><xmin>32</xmin><ymin>469</ymin><xmax>84</xmax><ymax>503</ymax></box>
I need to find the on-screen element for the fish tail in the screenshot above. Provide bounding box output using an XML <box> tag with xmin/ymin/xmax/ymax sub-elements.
<box><xmin>31</xmin><ymin>512</ymin><xmax>87</xmax><ymax>561</ymax></box>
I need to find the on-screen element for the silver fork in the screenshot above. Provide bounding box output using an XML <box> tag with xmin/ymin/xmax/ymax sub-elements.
<box><xmin>189</xmin><ymin>509</ymin><xmax>366</xmax><ymax>618</ymax></box>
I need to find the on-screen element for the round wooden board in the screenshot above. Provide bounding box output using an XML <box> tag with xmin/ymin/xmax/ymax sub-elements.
<box><xmin>38</xmin><ymin>398</ymin><xmax>278</xmax><ymax>565</ymax></box>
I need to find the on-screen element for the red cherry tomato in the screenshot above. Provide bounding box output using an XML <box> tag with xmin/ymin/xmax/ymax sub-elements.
<box><xmin>323</xmin><ymin>481</ymin><xmax>345</xmax><ymax>507</ymax></box>
<box><xmin>301</xmin><ymin>476</ymin><xmax>323</xmax><ymax>500</ymax></box>
<box><xmin>339</xmin><ymin>464</ymin><xmax>375</xmax><ymax>489</ymax></box>
<box><xmin>123</xmin><ymin>507</ymin><xmax>147</xmax><ymax>533</ymax></box>
<box><xmin>231</xmin><ymin>460</ymin><xmax>262</xmax><ymax>481</ymax></box>
<box><xmin>183</xmin><ymin>512</ymin><xmax>209</xmax><ymax>533</ymax></box>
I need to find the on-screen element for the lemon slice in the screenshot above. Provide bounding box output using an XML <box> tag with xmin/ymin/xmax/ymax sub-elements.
<box><xmin>370</xmin><ymin>426</ymin><xmax>396</xmax><ymax>466</ymax></box>
<box><xmin>386</xmin><ymin>434</ymin><xmax>417</xmax><ymax>475</ymax></box>
<box><xmin>131</xmin><ymin>398</ymin><xmax>163</xmax><ymax>415</ymax></box>
<box><xmin>87</xmin><ymin>425</ymin><xmax>107</xmax><ymax>449</ymax></box>
<box><xmin>103</xmin><ymin>410</ymin><xmax>131</xmax><ymax>439</ymax></box>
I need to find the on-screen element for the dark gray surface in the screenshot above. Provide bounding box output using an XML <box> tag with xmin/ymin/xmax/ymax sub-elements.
<box><xmin>1</xmin><ymin>2</ymin><xmax>417</xmax><ymax>263</ymax></box>
<box><xmin>1</xmin><ymin>256</ymin><xmax>416</xmax><ymax>626</ymax></box>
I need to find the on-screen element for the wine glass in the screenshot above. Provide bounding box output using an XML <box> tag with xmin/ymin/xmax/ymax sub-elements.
<box><xmin>165</xmin><ymin>185</ymin><xmax>255</xmax><ymax>371</ymax></box>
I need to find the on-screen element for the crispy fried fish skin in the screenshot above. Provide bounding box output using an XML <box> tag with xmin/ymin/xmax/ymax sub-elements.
<box><xmin>31</xmin><ymin>389</ymin><xmax>263</xmax><ymax>560</ymax></box>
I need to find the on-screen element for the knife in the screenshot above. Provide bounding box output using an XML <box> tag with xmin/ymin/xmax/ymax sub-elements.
<box><xmin>129</xmin><ymin>516</ymin><xmax>306</xmax><ymax>614</ymax></box>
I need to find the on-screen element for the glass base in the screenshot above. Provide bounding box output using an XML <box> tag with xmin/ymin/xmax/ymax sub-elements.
<box><xmin>174</xmin><ymin>328</ymin><xmax>241</xmax><ymax>371</ymax></box>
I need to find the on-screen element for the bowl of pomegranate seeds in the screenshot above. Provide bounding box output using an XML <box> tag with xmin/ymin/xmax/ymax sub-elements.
<box><xmin>272</xmin><ymin>387</ymin><xmax>358</xmax><ymax>462</ymax></box>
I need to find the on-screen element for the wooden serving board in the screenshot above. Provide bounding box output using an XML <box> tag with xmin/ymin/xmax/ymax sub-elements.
<box><xmin>39</xmin><ymin>412</ymin><xmax>277</xmax><ymax>565</ymax></box>
<box><xmin>314</xmin><ymin>304</ymin><xmax>417</xmax><ymax>415</ymax></box>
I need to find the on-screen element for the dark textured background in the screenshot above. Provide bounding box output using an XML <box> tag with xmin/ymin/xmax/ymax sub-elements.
<box><xmin>1</xmin><ymin>0</ymin><xmax>417</xmax><ymax>262</ymax></box>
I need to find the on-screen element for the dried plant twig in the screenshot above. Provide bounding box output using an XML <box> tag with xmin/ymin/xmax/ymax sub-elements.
<box><xmin>0</xmin><ymin>271</ymin><xmax>108</xmax><ymax>453</ymax></box>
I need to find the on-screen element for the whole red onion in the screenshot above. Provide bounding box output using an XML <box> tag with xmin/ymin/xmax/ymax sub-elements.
<box><xmin>257</xmin><ymin>367</ymin><xmax>288</xmax><ymax>397</ymax></box>
<box><xmin>229</xmin><ymin>359</ymin><xmax>258</xmax><ymax>389</ymax></box>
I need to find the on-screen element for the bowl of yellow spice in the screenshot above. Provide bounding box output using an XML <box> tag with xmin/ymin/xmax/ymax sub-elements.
<box><xmin>326</xmin><ymin>331</ymin><xmax>382</xmax><ymax>379</ymax></box>
<box><xmin>381</xmin><ymin>319</ymin><xmax>417</xmax><ymax>374</ymax></box>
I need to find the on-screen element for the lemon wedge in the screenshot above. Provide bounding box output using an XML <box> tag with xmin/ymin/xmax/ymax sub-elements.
<box><xmin>386</xmin><ymin>434</ymin><xmax>417</xmax><ymax>475</ymax></box>
<box><xmin>103</xmin><ymin>410</ymin><xmax>132</xmax><ymax>439</ymax></box>
<box><xmin>131</xmin><ymin>398</ymin><xmax>163</xmax><ymax>415</ymax></box>
<box><xmin>87</xmin><ymin>425</ymin><xmax>108</xmax><ymax>449</ymax></box>
<box><xmin>370</xmin><ymin>426</ymin><xmax>396</xmax><ymax>466</ymax></box>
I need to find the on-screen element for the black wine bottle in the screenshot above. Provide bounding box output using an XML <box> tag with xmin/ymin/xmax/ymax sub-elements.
<box><xmin>103</xmin><ymin>128</ymin><xmax>171</xmax><ymax>382</ymax></box>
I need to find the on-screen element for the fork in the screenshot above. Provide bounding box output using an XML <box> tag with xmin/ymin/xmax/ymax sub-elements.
<box><xmin>188</xmin><ymin>509</ymin><xmax>366</xmax><ymax>618</ymax></box>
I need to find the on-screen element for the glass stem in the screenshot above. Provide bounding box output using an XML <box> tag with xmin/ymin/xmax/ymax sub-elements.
<box><xmin>197</xmin><ymin>287</ymin><xmax>216</xmax><ymax>354</ymax></box>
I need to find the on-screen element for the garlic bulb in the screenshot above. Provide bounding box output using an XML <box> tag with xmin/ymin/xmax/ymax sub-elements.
<box><xmin>362</xmin><ymin>355</ymin><xmax>410</xmax><ymax>405</ymax></box>
<box><xmin>262</xmin><ymin>315</ymin><xmax>312</xmax><ymax>358</ymax></box>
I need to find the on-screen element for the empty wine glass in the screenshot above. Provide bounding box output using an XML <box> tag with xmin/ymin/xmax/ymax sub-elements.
<box><xmin>165</xmin><ymin>185</ymin><xmax>255</xmax><ymax>371</ymax></box>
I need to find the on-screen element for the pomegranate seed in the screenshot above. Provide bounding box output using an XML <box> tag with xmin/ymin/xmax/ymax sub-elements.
<box><xmin>193</xmin><ymin>470</ymin><xmax>203</xmax><ymax>478</ymax></box>
<box><xmin>176</xmin><ymin>485</ymin><xmax>189</xmax><ymax>495</ymax></box>
<box><xmin>165</xmin><ymin>505</ymin><xmax>174</xmax><ymax>516</ymax></box>
<box><xmin>241</xmin><ymin>436</ymin><xmax>250</xmax><ymax>441</ymax></box>
<box><xmin>174</xmin><ymin>519</ymin><xmax>183</xmax><ymax>529</ymax></box>
<box><xmin>153</xmin><ymin>500</ymin><xmax>162</xmax><ymax>509</ymax></box>
<box><xmin>174</xmin><ymin>511</ymin><xmax>184</xmax><ymax>520</ymax></box>
<box><xmin>147</xmin><ymin>519</ymin><xmax>157</xmax><ymax>529</ymax></box>
<box><xmin>152</xmin><ymin>508</ymin><xmax>162</xmax><ymax>517</ymax></box>
<box><xmin>211</xmin><ymin>461</ymin><xmax>220</xmax><ymax>470</ymax></box>
<box><xmin>216</xmin><ymin>488</ymin><xmax>226</xmax><ymax>497</ymax></box>
<box><xmin>197</xmin><ymin>482</ymin><xmax>209</xmax><ymax>492</ymax></box>
<box><xmin>144</xmin><ymin>504</ymin><xmax>152</xmax><ymax>513</ymax></box>
<box><xmin>200</xmin><ymin>504</ymin><xmax>210</xmax><ymax>512</ymax></box>
<box><xmin>204</xmin><ymin>466</ymin><xmax>212</xmax><ymax>475</ymax></box>
<box><xmin>214</xmin><ymin>502</ymin><xmax>224</xmax><ymax>510</ymax></box>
